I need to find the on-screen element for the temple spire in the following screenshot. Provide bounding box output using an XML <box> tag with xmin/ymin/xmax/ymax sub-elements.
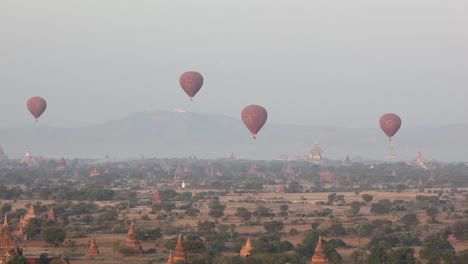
<box><xmin>172</xmin><ymin>234</ymin><xmax>188</xmax><ymax>263</ymax></box>
<box><xmin>48</xmin><ymin>206</ymin><xmax>57</xmax><ymax>221</ymax></box>
<box><xmin>240</xmin><ymin>237</ymin><xmax>253</xmax><ymax>257</ymax></box>
<box><xmin>309</xmin><ymin>236</ymin><xmax>330</xmax><ymax>264</ymax></box>
<box><xmin>86</xmin><ymin>237</ymin><xmax>100</xmax><ymax>256</ymax></box>
<box><xmin>127</xmin><ymin>222</ymin><xmax>136</xmax><ymax>241</ymax></box>
<box><xmin>3</xmin><ymin>215</ymin><xmax>7</xmax><ymax>227</ymax></box>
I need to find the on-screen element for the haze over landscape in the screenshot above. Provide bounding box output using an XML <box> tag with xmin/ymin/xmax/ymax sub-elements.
<box><xmin>1</xmin><ymin>110</ymin><xmax>467</xmax><ymax>161</ymax></box>
<box><xmin>1</xmin><ymin>1</ymin><xmax>468</xmax><ymax>264</ymax></box>
<box><xmin>1</xmin><ymin>1</ymin><xmax>468</xmax><ymax>128</ymax></box>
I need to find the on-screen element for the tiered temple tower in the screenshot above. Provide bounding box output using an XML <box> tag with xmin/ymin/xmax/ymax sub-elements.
<box><xmin>90</xmin><ymin>168</ymin><xmax>100</xmax><ymax>177</ymax></box>
<box><xmin>56</xmin><ymin>157</ymin><xmax>67</xmax><ymax>171</ymax></box>
<box><xmin>305</xmin><ymin>140</ymin><xmax>326</xmax><ymax>164</ymax></box>
<box><xmin>229</xmin><ymin>186</ymin><xmax>236</xmax><ymax>196</ymax></box>
<box><xmin>86</xmin><ymin>237</ymin><xmax>100</xmax><ymax>256</ymax></box>
<box><xmin>240</xmin><ymin>237</ymin><xmax>253</xmax><ymax>257</ymax></box>
<box><xmin>152</xmin><ymin>191</ymin><xmax>162</xmax><ymax>204</ymax></box>
<box><xmin>20</xmin><ymin>205</ymin><xmax>37</xmax><ymax>228</ymax></box>
<box><xmin>122</xmin><ymin>223</ymin><xmax>143</xmax><ymax>255</ymax></box>
<box><xmin>20</xmin><ymin>148</ymin><xmax>39</xmax><ymax>167</ymax></box>
<box><xmin>0</xmin><ymin>216</ymin><xmax>21</xmax><ymax>263</ymax></box>
<box><xmin>275</xmin><ymin>185</ymin><xmax>285</xmax><ymax>193</ymax></box>
<box><xmin>168</xmin><ymin>234</ymin><xmax>188</xmax><ymax>263</ymax></box>
<box><xmin>48</xmin><ymin>206</ymin><xmax>57</xmax><ymax>221</ymax></box>
<box><xmin>310</xmin><ymin>236</ymin><xmax>330</xmax><ymax>264</ymax></box>
<box><xmin>16</xmin><ymin>216</ymin><xmax>27</xmax><ymax>240</ymax></box>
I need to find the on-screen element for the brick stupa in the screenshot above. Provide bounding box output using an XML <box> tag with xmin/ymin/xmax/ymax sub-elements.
<box><xmin>86</xmin><ymin>237</ymin><xmax>100</xmax><ymax>256</ymax></box>
<box><xmin>240</xmin><ymin>237</ymin><xmax>253</xmax><ymax>257</ymax></box>
<box><xmin>121</xmin><ymin>222</ymin><xmax>143</xmax><ymax>255</ymax></box>
<box><xmin>310</xmin><ymin>236</ymin><xmax>330</xmax><ymax>264</ymax></box>
<box><xmin>48</xmin><ymin>206</ymin><xmax>57</xmax><ymax>221</ymax></box>
<box><xmin>0</xmin><ymin>216</ymin><xmax>21</xmax><ymax>262</ymax></box>
<box><xmin>167</xmin><ymin>234</ymin><xmax>188</xmax><ymax>263</ymax></box>
<box><xmin>21</xmin><ymin>204</ymin><xmax>37</xmax><ymax>228</ymax></box>
<box><xmin>152</xmin><ymin>191</ymin><xmax>162</xmax><ymax>204</ymax></box>
<box><xmin>16</xmin><ymin>216</ymin><xmax>27</xmax><ymax>240</ymax></box>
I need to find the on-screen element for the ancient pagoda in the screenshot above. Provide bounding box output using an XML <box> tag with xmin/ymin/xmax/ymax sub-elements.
<box><xmin>121</xmin><ymin>222</ymin><xmax>143</xmax><ymax>255</ymax></box>
<box><xmin>229</xmin><ymin>186</ymin><xmax>236</xmax><ymax>196</ymax></box>
<box><xmin>167</xmin><ymin>251</ymin><xmax>174</xmax><ymax>264</ymax></box>
<box><xmin>16</xmin><ymin>216</ymin><xmax>27</xmax><ymax>240</ymax></box>
<box><xmin>86</xmin><ymin>237</ymin><xmax>100</xmax><ymax>256</ymax></box>
<box><xmin>21</xmin><ymin>205</ymin><xmax>37</xmax><ymax>228</ymax></box>
<box><xmin>20</xmin><ymin>148</ymin><xmax>39</xmax><ymax>167</ymax></box>
<box><xmin>305</xmin><ymin>140</ymin><xmax>326</xmax><ymax>164</ymax></box>
<box><xmin>152</xmin><ymin>191</ymin><xmax>162</xmax><ymax>204</ymax></box>
<box><xmin>0</xmin><ymin>216</ymin><xmax>21</xmax><ymax>264</ymax></box>
<box><xmin>240</xmin><ymin>237</ymin><xmax>253</xmax><ymax>257</ymax></box>
<box><xmin>56</xmin><ymin>157</ymin><xmax>67</xmax><ymax>171</ymax></box>
<box><xmin>168</xmin><ymin>234</ymin><xmax>187</xmax><ymax>263</ymax></box>
<box><xmin>275</xmin><ymin>185</ymin><xmax>285</xmax><ymax>193</ymax></box>
<box><xmin>310</xmin><ymin>236</ymin><xmax>330</xmax><ymax>264</ymax></box>
<box><xmin>48</xmin><ymin>206</ymin><xmax>57</xmax><ymax>221</ymax></box>
<box><xmin>90</xmin><ymin>168</ymin><xmax>100</xmax><ymax>177</ymax></box>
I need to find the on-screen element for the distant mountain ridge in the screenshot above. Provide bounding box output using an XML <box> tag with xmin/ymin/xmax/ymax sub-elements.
<box><xmin>0</xmin><ymin>110</ymin><xmax>466</xmax><ymax>161</ymax></box>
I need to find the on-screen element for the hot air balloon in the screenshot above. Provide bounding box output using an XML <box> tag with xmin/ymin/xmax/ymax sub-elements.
<box><xmin>179</xmin><ymin>71</ymin><xmax>204</xmax><ymax>101</ymax></box>
<box><xmin>27</xmin><ymin>97</ymin><xmax>47</xmax><ymax>121</ymax></box>
<box><xmin>241</xmin><ymin>105</ymin><xmax>268</xmax><ymax>139</ymax></box>
<box><xmin>379</xmin><ymin>113</ymin><xmax>401</xmax><ymax>140</ymax></box>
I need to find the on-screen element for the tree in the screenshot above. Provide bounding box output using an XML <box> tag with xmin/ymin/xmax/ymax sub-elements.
<box><xmin>451</xmin><ymin>220</ymin><xmax>468</xmax><ymax>241</ymax></box>
<box><xmin>325</xmin><ymin>219</ymin><xmax>346</xmax><ymax>237</ymax></box>
<box><xmin>367</xmin><ymin>242</ymin><xmax>390</xmax><ymax>264</ymax></box>
<box><xmin>1</xmin><ymin>203</ymin><xmax>12</xmax><ymax>214</ymax></box>
<box><xmin>264</xmin><ymin>221</ymin><xmax>284</xmax><ymax>233</ymax></box>
<box><xmin>286</xmin><ymin>181</ymin><xmax>303</xmax><ymax>193</ymax></box>
<box><xmin>426</xmin><ymin>207</ymin><xmax>439</xmax><ymax>223</ymax></box>
<box><xmin>185</xmin><ymin>207</ymin><xmax>200</xmax><ymax>218</ymax></box>
<box><xmin>350</xmin><ymin>201</ymin><xmax>362</xmax><ymax>215</ymax></box>
<box><xmin>252</xmin><ymin>234</ymin><xmax>292</xmax><ymax>254</ymax></box>
<box><xmin>253</xmin><ymin>205</ymin><xmax>274</xmax><ymax>218</ymax></box>
<box><xmin>198</xmin><ymin>221</ymin><xmax>216</xmax><ymax>233</ymax></box>
<box><xmin>42</xmin><ymin>226</ymin><xmax>66</xmax><ymax>247</ymax></box>
<box><xmin>328</xmin><ymin>193</ymin><xmax>337</xmax><ymax>203</ymax></box>
<box><xmin>370</xmin><ymin>199</ymin><xmax>392</xmax><ymax>214</ymax></box>
<box><xmin>420</xmin><ymin>234</ymin><xmax>455</xmax><ymax>264</ymax></box>
<box><xmin>401</xmin><ymin>213</ymin><xmax>420</xmax><ymax>227</ymax></box>
<box><xmin>390</xmin><ymin>247</ymin><xmax>417</xmax><ymax>264</ymax></box>
<box><xmin>235</xmin><ymin>207</ymin><xmax>252</xmax><ymax>222</ymax></box>
<box><xmin>361</xmin><ymin>194</ymin><xmax>374</xmax><ymax>204</ymax></box>
<box><xmin>279</xmin><ymin>204</ymin><xmax>289</xmax><ymax>212</ymax></box>
<box><xmin>351</xmin><ymin>247</ymin><xmax>369</xmax><ymax>264</ymax></box>
<box><xmin>6</xmin><ymin>256</ymin><xmax>27</xmax><ymax>264</ymax></box>
<box><xmin>208</xmin><ymin>199</ymin><xmax>226</xmax><ymax>219</ymax></box>
<box><xmin>24</xmin><ymin>218</ymin><xmax>42</xmax><ymax>239</ymax></box>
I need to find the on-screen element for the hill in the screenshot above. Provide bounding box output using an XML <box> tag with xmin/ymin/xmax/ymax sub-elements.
<box><xmin>0</xmin><ymin>111</ymin><xmax>466</xmax><ymax>161</ymax></box>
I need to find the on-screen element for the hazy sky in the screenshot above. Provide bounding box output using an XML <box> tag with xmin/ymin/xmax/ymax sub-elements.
<box><xmin>1</xmin><ymin>0</ymin><xmax>467</xmax><ymax>128</ymax></box>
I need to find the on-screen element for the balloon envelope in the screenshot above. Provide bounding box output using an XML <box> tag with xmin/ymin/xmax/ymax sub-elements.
<box><xmin>241</xmin><ymin>105</ymin><xmax>268</xmax><ymax>138</ymax></box>
<box><xmin>379</xmin><ymin>113</ymin><xmax>401</xmax><ymax>139</ymax></box>
<box><xmin>179</xmin><ymin>71</ymin><xmax>204</xmax><ymax>99</ymax></box>
<box><xmin>27</xmin><ymin>97</ymin><xmax>47</xmax><ymax>121</ymax></box>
